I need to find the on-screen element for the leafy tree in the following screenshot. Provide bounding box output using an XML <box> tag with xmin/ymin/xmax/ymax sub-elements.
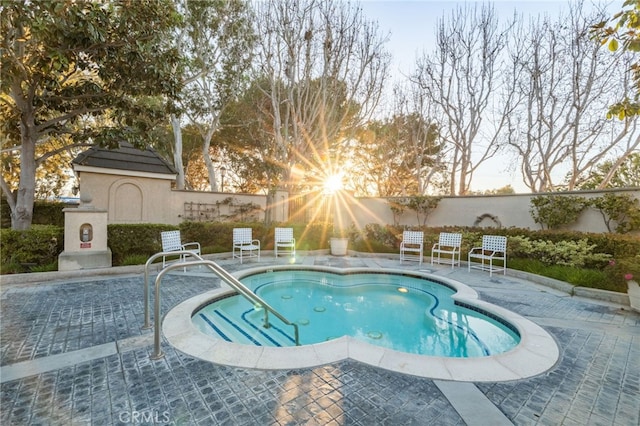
<box><xmin>468</xmin><ymin>185</ymin><xmax>516</xmax><ymax>195</ymax></box>
<box><xmin>149</xmin><ymin>123</ymin><xmax>205</xmax><ymax>190</ymax></box>
<box><xmin>212</xmin><ymin>78</ymin><xmax>286</xmax><ymax>194</ymax></box>
<box><xmin>350</xmin><ymin>112</ymin><xmax>444</xmax><ymax>197</ymax></box>
<box><xmin>592</xmin><ymin>0</ymin><xmax>640</xmax><ymax>118</ymax></box>
<box><xmin>577</xmin><ymin>153</ymin><xmax>640</xmax><ymax>189</ymax></box>
<box><xmin>1</xmin><ymin>0</ymin><xmax>183</xmax><ymax>229</ymax></box>
<box><xmin>1</xmin><ymin>133</ymin><xmax>79</xmax><ymax>200</ymax></box>
<box><xmin>169</xmin><ymin>0</ymin><xmax>255</xmax><ymax>191</ymax></box>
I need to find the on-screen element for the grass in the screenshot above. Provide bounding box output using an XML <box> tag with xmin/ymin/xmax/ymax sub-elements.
<box><xmin>509</xmin><ymin>258</ymin><xmax>624</xmax><ymax>293</ymax></box>
<box><xmin>121</xmin><ymin>254</ymin><xmax>150</xmax><ymax>265</ymax></box>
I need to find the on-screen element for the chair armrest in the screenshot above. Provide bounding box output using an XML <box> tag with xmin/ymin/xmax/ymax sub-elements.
<box><xmin>182</xmin><ymin>242</ymin><xmax>200</xmax><ymax>252</ymax></box>
<box><xmin>251</xmin><ymin>239</ymin><xmax>261</xmax><ymax>247</ymax></box>
<box><xmin>277</xmin><ymin>239</ymin><xmax>295</xmax><ymax>244</ymax></box>
<box><xmin>468</xmin><ymin>246</ymin><xmax>483</xmax><ymax>254</ymax></box>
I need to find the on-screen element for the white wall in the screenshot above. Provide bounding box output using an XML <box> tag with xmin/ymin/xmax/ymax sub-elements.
<box><xmin>335</xmin><ymin>189</ymin><xmax>640</xmax><ymax>233</ymax></box>
<box><xmin>78</xmin><ymin>170</ymin><xmax>287</xmax><ymax>225</ymax></box>
<box><xmin>79</xmin><ymin>168</ymin><xmax>638</xmax><ymax>233</ymax></box>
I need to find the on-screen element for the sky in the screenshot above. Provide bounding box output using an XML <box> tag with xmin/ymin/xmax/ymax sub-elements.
<box><xmin>356</xmin><ymin>0</ymin><xmax>623</xmax><ymax>193</ymax></box>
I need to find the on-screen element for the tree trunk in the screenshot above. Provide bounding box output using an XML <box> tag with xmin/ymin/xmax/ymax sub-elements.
<box><xmin>13</xmin><ymin>118</ymin><xmax>37</xmax><ymax>230</ymax></box>
<box><xmin>264</xmin><ymin>188</ymin><xmax>276</xmax><ymax>225</ymax></box>
<box><xmin>170</xmin><ymin>114</ymin><xmax>186</xmax><ymax>190</ymax></box>
<box><xmin>201</xmin><ymin>126</ymin><xmax>218</xmax><ymax>192</ymax></box>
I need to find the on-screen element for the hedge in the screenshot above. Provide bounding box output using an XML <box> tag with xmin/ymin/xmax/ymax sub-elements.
<box><xmin>0</xmin><ymin>225</ymin><xmax>64</xmax><ymax>273</ymax></box>
<box><xmin>2</xmin><ymin>222</ymin><xmax>638</xmax><ymax>293</ymax></box>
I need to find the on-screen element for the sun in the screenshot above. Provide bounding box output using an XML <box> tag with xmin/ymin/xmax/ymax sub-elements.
<box><xmin>323</xmin><ymin>173</ymin><xmax>344</xmax><ymax>194</ymax></box>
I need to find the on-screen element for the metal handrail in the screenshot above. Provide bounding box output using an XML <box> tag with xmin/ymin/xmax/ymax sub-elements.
<box><xmin>142</xmin><ymin>250</ymin><xmax>203</xmax><ymax>329</ymax></box>
<box><xmin>143</xmin><ymin>256</ymin><xmax>300</xmax><ymax>360</ymax></box>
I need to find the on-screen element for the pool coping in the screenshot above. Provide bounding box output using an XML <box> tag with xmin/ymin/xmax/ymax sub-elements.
<box><xmin>163</xmin><ymin>265</ymin><xmax>560</xmax><ymax>382</ymax></box>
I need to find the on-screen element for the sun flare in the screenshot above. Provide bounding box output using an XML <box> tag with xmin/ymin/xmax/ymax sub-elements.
<box><xmin>323</xmin><ymin>173</ymin><xmax>344</xmax><ymax>194</ymax></box>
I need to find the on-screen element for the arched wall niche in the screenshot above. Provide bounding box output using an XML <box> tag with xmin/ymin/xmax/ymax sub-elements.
<box><xmin>473</xmin><ymin>213</ymin><xmax>502</xmax><ymax>228</ymax></box>
<box><xmin>109</xmin><ymin>179</ymin><xmax>146</xmax><ymax>223</ymax></box>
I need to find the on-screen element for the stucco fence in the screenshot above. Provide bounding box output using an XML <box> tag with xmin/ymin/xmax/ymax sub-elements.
<box><xmin>77</xmin><ymin>169</ymin><xmax>637</xmax><ymax>233</ymax></box>
<box><xmin>77</xmin><ymin>171</ymin><xmax>288</xmax><ymax>225</ymax></box>
<box><xmin>333</xmin><ymin>188</ymin><xmax>640</xmax><ymax>233</ymax></box>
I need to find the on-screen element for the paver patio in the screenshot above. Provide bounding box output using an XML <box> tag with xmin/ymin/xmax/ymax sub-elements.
<box><xmin>1</xmin><ymin>254</ymin><xmax>638</xmax><ymax>425</ymax></box>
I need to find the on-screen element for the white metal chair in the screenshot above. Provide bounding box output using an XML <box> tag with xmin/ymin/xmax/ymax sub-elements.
<box><xmin>400</xmin><ymin>231</ymin><xmax>424</xmax><ymax>264</ymax></box>
<box><xmin>233</xmin><ymin>228</ymin><xmax>260</xmax><ymax>264</ymax></box>
<box><xmin>274</xmin><ymin>227</ymin><xmax>296</xmax><ymax>257</ymax></box>
<box><xmin>431</xmin><ymin>232</ymin><xmax>462</xmax><ymax>268</ymax></box>
<box><xmin>160</xmin><ymin>230</ymin><xmax>201</xmax><ymax>269</ymax></box>
<box><xmin>468</xmin><ymin>235</ymin><xmax>507</xmax><ymax>276</ymax></box>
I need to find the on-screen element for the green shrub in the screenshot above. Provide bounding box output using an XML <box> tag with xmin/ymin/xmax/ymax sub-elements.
<box><xmin>509</xmin><ymin>258</ymin><xmax>621</xmax><ymax>292</ymax></box>
<box><xmin>1</xmin><ymin>197</ymin><xmax>74</xmax><ymax>229</ymax></box>
<box><xmin>360</xmin><ymin>224</ymin><xmax>401</xmax><ymax>250</ymax></box>
<box><xmin>295</xmin><ymin>223</ymin><xmax>332</xmax><ymax>250</ymax></box>
<box><xmin>179</xmin><ymin>221</ymin><xmax>236</xmax><ymax>253</ymax></box>
<box><xmin>108</xmin><ymin>223</ymin><xmax>174</xmax><ymax>265</ymax></box>
<box><xmin>590</xmin><ymin>193</ymin><xmax>640</xmax><ymax>233</ymax></box>
<box><xmin>508</xmin><ymin>236</ymin><xmax>611</xmax><ymax>268</ymax></box>
<box><xmin>0</xmin><ymin>262</ymin><xmax>22</xmax><ymax>274</ymax></box>
<box><xmin>32</xmin><ymin>201</ymin><xmax>69</xmax><ymax>227</ymax></box>
<box><xmin>603</xmin><ymin>255</ymin><xmax>640</xmax><ymax>291</ymax></box>
<box><xmin>2</xmin><ymin>218</ymin><xmax>637</xmax><ymax>297</ymax></box>
<box><xmin>530</xmin><ymin>195</ymin><xmax>588</xmax><ymax>229</ymax></box>
<box><xmin>29</xmin><ymin>262</ymin><xmax>58</xmax><ymax>272</ymax></box>
<box><xmin>0</xmin><ymin>225</ymin><xmax>64</xmax><ymax>272</ymax></box>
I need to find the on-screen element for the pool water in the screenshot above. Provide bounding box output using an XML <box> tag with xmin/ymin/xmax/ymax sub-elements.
<box><xmin>192</xmin><ymin>270</ymin><xmax>520</xmax><ymax>358</ymax></box>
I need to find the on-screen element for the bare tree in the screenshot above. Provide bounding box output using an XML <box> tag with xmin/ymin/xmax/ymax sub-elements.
<box><xmin>504</xmin><ymin>2</ymin><xmax>640</xmax><ymax>192</ymax></box>
<box><xmin>411</xmin><ymin>3</ymin><xmax>515</xmax><ymax>195</ymax></box>
<box><xmin>253</xmin><ymin>0</ymin><xmax>391</xmax><ymax>195</ymax></box>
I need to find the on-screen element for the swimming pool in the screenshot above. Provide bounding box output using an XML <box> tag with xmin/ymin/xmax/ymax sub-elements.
<box><xmin>164</xmin><ymin>265</ymin><xmax>559</xmax><ymax>381</ymax></box>
<box><xmin>192</xmin><ymin>270</ymin><xmax>520</xmax><ymax>357</ymax></box>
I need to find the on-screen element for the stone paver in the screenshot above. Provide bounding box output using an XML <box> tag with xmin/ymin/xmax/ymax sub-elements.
<box><xmin>1</xmin><ymin>255</ymin><xmax>638</xmax><ymax>425</ymax></box>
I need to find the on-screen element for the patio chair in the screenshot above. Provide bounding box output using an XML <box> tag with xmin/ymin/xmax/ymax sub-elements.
<box><xmin>274</xmin><ymin>227</ymin><xmax>296</xmax><ymax>257</ymax></box>
<box><xmin>468</xmin><ymin>235</ymin><xmax>507</xmax><ymax>276</ymax></box>
<box><xmin>160</xmin><ymin>230</ymin><xmax>201</xmax><ymax>269</ymax></box>
<box><xmin>431</xmin><ymin>232</ymin><xmax>462</xmax><ymax>268</ymax></box>
<box><xmin>233</xmin><ymin>228</ymin><xmax>260</xmax><ymax>264</ymax></box>
<box><xmin>400</xmin><ymin>231</ymin><xmax>424</xmax><ymax>264</ymax></box>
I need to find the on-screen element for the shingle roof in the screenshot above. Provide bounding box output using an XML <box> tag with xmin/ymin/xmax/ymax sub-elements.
<box><xmin>72</xmin><ymin>142</ymin><xmax>177</xmax><ymax>175</ymax></box>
